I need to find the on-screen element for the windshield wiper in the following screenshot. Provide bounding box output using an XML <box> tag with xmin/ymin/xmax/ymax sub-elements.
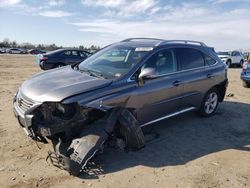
<box><xmin>80</xmin><ymin>68</ymin><xmax>106</xmax><ymax>79</ymax></box>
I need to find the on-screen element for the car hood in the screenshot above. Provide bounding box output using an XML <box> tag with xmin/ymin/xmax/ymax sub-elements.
<box><xmin>218</xmin><ymin>55</ymin><xmax>229</xmax><ymax>59</ymax></box>
<box><xmin>20</xmin><ymin>66</ymin><xmax>112</xmax><ymax>102</ymax></box>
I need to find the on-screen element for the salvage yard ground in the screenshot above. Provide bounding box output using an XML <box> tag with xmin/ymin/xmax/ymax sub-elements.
<box><xmin>0</xmin><ymin>54</ymin><xmax>249</xmax><ymax>188</ymax></box>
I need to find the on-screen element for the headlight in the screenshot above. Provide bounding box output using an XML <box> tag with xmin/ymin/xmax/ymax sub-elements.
<box><xmin>55</xmin><ymin>103</ymin><xmax>76</xmax><ymax>120</ymax></box>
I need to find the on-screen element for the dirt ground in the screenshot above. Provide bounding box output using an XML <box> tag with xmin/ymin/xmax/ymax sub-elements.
<box><xmin>0</xmin><ymin>54</ymin><xmax>249</xmax><ymax>188</ymax></box>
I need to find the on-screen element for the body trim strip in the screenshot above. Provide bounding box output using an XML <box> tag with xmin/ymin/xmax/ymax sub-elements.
<box><xmin>140</xmin><ymin>107</ymin><xmax>196</xmax><ymax>127</ymax></box>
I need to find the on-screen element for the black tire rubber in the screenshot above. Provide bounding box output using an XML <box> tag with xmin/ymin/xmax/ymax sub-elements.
<box><xmin>240</xmin><ymin>60</ymin><xmax>244</xmax><ymax>67</ymax></box>
<box><xmin>198</xmin><ymin>88</ymin><xmax>220</xmax><ymax>117</ymax></box>
<box><xmin>226</xmin><ymin>59</ymin><xmax>231</xmax><ymax>68</ymax></box>
<box><xmin>243</xmin><ymin>82</ymin><xmax>250</xmax><ymax>88</ymax></box>
<box><xmin>56</xmin><ymin>63</ymin><xmax>64</xmax><ymax>68</ymax></box>
<box><xmin>117</xmin><ymin>110</ymin><xmax>145</xmax><ymax>149</ymax></box>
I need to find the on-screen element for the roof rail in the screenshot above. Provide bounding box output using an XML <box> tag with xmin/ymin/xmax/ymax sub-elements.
<box><xmin>160</xmin><ymin>40</ymin><xmax>207</xmax><ymax>47</ymax></box>
<box><xmin>121</xmin><ymin>38</ymin><xmax>164</xmax><ymax>42</ymax></box>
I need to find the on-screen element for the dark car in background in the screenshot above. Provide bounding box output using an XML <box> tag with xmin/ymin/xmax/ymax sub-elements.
<box><xmin>241</xmin><ymin>60</ymin><xmax>250</xmax><ymax>88</ymax></box>
<box><xmin>28</xmin><ymin>49</ymin><xmax>46</xmax><ymax>55</ymax></box>
<box><xmin>37</xmin><ymin>49</ymin><xmax>91</xmax><ymax>70</ymax></box>
<box><xmin>13</xmin><ymin>38</ymin><xmax>228</xmax><ymax>175</ymax></box>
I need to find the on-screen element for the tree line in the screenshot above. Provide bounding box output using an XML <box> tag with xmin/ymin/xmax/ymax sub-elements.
<box><xmin>0</xmin><ymin>38</ymin><xmax>101</xmax><ymax>51</ymax></box>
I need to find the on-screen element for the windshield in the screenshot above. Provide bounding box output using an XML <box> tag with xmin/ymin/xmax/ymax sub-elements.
<box><xmin>217</xmin><ymin>51</ymin><xmax>231</xmax><ymax>56</ymax></box>
<box><xmin>78</xmin><ymin>46</ymin><xmax>151</xmax><ymax>79</ymax></box>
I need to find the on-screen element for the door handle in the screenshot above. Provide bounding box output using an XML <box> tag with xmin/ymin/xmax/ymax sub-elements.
<box><xmin>173</xmin><ymin>80</ymin><xmax>181</xmax><ymax>86</ymax></box>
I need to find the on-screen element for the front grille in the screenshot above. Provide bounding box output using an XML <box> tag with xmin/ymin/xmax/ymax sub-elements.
<box><xmin>16</xmin><ymin>92</ymin><xmax>35</xmax><ymax>113</ymax></box>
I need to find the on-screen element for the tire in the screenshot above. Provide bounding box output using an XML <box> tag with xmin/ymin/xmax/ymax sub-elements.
<box><xmin>55</xmin><ymin>63</ymin><xmax>64</xmax><ymax>68</ymax></box>
<box><xmin>198</xmin><ymin>88</ymin><xmax>220</xmax><ymax>117</ymax></box>
<box><xmin>243</xmin><ymin>82</ymin><xmax>250</xmax><ymax>88</ymax></box>
<box><xmin>240</xmin><ymin>60</ymin><xmax>244</xmax><ymax>67</ymax></box>
<box><xmin>226</xmin><ymin>59</ymin><xmax>231</xmax><ymax>68</ymax></box>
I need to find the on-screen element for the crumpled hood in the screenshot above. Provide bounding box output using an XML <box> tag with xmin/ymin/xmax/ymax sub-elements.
<box><xmin>218</xmin><ymin>55</ymin><xmax>229</xmax><ymax>59</ymax></box>
<box><xmin>20</xmin><ymin>66</ymin><xmax>112</xmax><ymax>102</ymax></box>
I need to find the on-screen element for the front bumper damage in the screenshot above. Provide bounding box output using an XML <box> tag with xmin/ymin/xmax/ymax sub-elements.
<box><xmin>13</xmin><ymin>95</ymin><xmax>145</xmax><ymax>176</ymax></box>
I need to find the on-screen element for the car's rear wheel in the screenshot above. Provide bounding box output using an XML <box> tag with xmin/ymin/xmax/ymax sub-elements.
<box><xmin>226</xmin><ymin>59</ymin><xmax>231</xmax><ymax>67</ymax></box>
<box><xmin>56</xmin><ymin>63</ymin><xmax>64</xmax><ymax>68</ymax></box>
<box><xmin>198</xmin><ymin>88</ymin><xmax>219</xmax><ymax>117</ymax></box>
<box><xmin>240</xmin><ymin>60</ymin><xmax>244</xmax><ymax>67</ymax></box>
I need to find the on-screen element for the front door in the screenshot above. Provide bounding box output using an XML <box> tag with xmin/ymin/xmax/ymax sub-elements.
<box><xmin>132</xmin><ymin>48</ymin><xmax>183</xmax><ymax>125</ymax></box>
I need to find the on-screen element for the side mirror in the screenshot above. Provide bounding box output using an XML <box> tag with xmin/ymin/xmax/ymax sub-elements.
<box><xmin>138</xmin><ymin>68</ymin><xmax>157</xmax><ymax>86</ymax></box>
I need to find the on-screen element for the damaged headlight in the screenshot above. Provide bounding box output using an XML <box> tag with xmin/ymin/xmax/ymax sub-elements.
<box><xmin>54</xmin><ymin>103</ymin><xmax>77</xmax><ymax>120</ymax></box>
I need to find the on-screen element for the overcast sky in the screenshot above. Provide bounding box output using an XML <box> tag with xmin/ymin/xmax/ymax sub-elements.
<box><xmin>0</xmin><ymin>0</ymin><xmax>250</xmax><ymax>50</ymax></box>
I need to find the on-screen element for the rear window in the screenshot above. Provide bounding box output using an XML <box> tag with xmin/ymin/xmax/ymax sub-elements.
<box><xmin>205</xmin><ymin>55</ymin><xmax>216</xmax><ymax>66</ymax></box>
<box><xmin>177</xmin><ymin>48</ymin><xmax>205</xmax><ymax>70</ymax></box>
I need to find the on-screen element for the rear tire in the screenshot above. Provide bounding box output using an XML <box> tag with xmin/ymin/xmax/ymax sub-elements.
<box><xmin>240</xmin><ymin>60</ymin><xmax>244</xmax><ymax>67</ymax></box>
<box><xmin>198</xmin><ymin>88</ymin><xmax>219</xmax><ymax>117</ymax></box>
<box><xmin>226</xmin><ymin>59</ymin><xmax>231</xmax><ymax>67</ymax></box>
<box><xmin>56</xmin><ymin>63</ymin><xmax>64</xmax><ymax>68</ymax></box>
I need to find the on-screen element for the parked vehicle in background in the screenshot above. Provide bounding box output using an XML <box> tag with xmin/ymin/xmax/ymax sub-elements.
<box><xmin>241</xmin><ymin>60</ymin><xmax>250</xmax><ymax>88</ymax></box>
<box><xmin>217</xmin><ymin>50</ymin><xmax>244</xmax><ymax>67</ymax></box>
<box><xmin>28</xmin><ymin>49</ymin><xmax>46</xmax><ymax>55</ymax></box>
<box><xmin>37</xmin><ymin>48</ymin><xmax>91</xmax><ymax>70</ymax></box>
<box><xmin>13</xmin><ymin>38</ymin><xmax>228</xmax><ymax>175</ymax></box>
<box><xmin>6</xmin><ymin>48</ymin><xmax>28</xmax><ymax>54</ymax></box>
<box><xmin>0</xmin><ymin>48</ymin><xmax>6</xmax><ymax>53</ymax></box>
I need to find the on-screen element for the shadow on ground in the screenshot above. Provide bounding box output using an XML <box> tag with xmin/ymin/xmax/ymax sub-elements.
<box><xmin>80</xmin><ymin>101</ymin><xmax>250</xmax><ymax>179</ymax></box>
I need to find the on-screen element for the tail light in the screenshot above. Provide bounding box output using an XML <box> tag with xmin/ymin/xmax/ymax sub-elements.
<box><xmin>40</xmin><ymin>55</ymin><xmax>48</xmax><ymax>61</ymax></box>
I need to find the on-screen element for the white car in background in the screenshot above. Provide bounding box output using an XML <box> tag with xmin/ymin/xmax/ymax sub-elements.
<box><xmin>217</xmin><ymin>50</ymin><xmax>244</xmax><ymax>67</ymax></box>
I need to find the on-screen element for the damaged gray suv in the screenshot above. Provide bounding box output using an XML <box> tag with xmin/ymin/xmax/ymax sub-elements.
<box><xmin>13</xmin><ymin>38</ymin><xmax>228</xmax><ymax>175</ymax></box>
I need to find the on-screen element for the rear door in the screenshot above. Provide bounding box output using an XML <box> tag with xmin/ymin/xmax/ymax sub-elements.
<box><xmin>133</xmin><ymin>48</ymin><xmax>183</xmax><ymax>125</ymax></box>
<box><xmin>176</xmin><ymin>48</ymin><xmax>213</xmax><ymax>109</ymax></box>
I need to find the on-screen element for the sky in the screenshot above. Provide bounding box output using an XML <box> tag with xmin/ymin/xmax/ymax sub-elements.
<box><xmin>0</xmin><ymin>0</ymin><xmax>250</xmax><ymax>50</ymax></box>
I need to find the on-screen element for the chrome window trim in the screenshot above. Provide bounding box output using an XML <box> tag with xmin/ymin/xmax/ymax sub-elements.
<box><xmin>127</xmin><ymin>46</ymin><xmax>219</xmax><ymax>83</ymax></box>
<box><xmin>127</xmin><ymin>60</ymin><xmax>219</xmax><ymax>83</ymax></box>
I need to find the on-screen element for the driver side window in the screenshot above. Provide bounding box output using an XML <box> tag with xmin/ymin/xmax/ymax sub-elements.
<box><xmin>142</xmin><ymin>49</ymin><xmax>177</xmax><ymax>76</ymax></box>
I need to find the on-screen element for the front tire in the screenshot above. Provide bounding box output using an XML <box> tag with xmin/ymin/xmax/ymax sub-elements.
<box><xmin>198</xmin><ymin>88</ymin><xmax>219</xmax><ymax>117</ymax></box>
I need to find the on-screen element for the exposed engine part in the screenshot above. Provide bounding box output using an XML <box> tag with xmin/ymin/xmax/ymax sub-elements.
<box><xmin>46</xmin><ymin>108</ymin><xmax>145</xmax><ymax>176</ymax></box>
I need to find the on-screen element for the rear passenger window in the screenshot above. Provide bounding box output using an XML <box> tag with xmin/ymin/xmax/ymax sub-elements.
<box><xmin>205</xmin><ymin>55</ymin><xmax>216</xmax><ymax>66</ymax></box>
<box><xmin>71</xmin><ymin>51</ymin><xmax>78</xmax><ymax>56</ymax></box>
<box><xmin>177</xmin><ymin>48</ymin><xmax>205</xmax><ymax>70</ymax></box>
<box><xmin>63</xmin><ymin>51</ymin><xmax>71</xmax><ymax>56</ymax></box>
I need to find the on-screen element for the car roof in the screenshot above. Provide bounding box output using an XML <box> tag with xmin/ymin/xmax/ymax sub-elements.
<box><xmin>114</xmin><ymin>38</ymin><xmax>208</xmax><ymax>49</ymax></box>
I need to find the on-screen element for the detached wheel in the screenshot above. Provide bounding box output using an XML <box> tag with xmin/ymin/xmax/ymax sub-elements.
<box><xmin>198</xmin><ymin>88</ymin><xmax>219</xmax><ymax>117</ymax></box>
